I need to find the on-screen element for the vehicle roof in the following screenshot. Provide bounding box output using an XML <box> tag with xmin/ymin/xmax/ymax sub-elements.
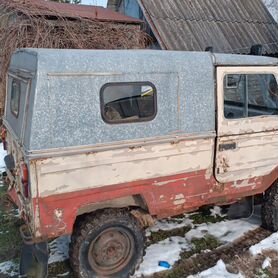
<box><xmin>15</xmin><ymin>49</ymin><xmax>278</xmax><ymax>71</ymax></box>
<box><xmin>213</xmin><ymin>53</ymin><xmax>278</xmax><ymax>66</ymax></box>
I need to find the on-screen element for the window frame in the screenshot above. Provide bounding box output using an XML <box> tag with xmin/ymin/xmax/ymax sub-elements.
<box><xmin>10</xmin><ymin>78</ymin><xmax>21</xmax><ymax>118</ymax></box>
<box><xmin>223</xmin><ymin>73</ymin><xmax>278</xmax><ymax>120</ymax></box>
<box><xmin>100</xmin><ymin>81</ymin><xmax>158</xmax><ymax>125</ymax></box>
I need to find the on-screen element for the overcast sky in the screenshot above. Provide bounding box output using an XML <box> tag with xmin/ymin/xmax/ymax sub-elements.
<box><xmin>82</xmin><ymin>0</ymin><xmax>108</xmax><ymax>6</ymax></box>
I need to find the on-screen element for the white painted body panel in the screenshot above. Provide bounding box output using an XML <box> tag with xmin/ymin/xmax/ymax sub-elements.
<box><xmin>35</xmin><ymin>135</ymin><xmax>215</xmax><ymax>197</ymax></box>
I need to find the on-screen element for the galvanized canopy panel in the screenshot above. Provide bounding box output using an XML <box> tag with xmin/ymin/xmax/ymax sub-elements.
<box><xmin>6</xmin><ymin>49</ymin><xmax>278</xmax><ymax>152</ymax></box>
<box><xmin>6</xmin><ymin>49</ymin><xmax>216</xmax><ymax>151</ymax></box>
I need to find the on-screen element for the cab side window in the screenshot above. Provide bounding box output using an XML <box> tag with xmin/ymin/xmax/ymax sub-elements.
<box><xmin>224</xmin><ymin>74</ymin><xmax>278</xmax><ymax>119</ymax></box>
<box><xmin>100</xmin><ymin>82</ymin><xmax>157</xmax><ymax>124</ymax></box>
<box><xmin>10</xmin><ymin>79</ymin><xmax>21</xmax><ymax>118</ymax></box>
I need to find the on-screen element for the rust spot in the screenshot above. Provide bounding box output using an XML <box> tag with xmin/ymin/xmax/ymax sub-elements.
<box><xmin>130</xmin><ymin>209</ymin><xmax>155</xmax><ymax>228</ymax></box>
<box><xmin>219</xmin><ymin>157</ymin><xmax>230</xmax><ymax>173</ymax></box>
<box><xmin>170</xmin><ymin>140</ymin><xmax>181</xmax><ymax>145</ymax></box>
<box><xmin>86</xmin><ymin>151</ymin><xmax>96</xmax><ymax>156</ymax></box>
<box><xmin>212</xmin><ymin>182</ymin><xmax>225</xmax><ymax>193</ymax></box>
<box><xmin>129</xmin><ymin>145</ymin><xmax>142</xmax><ymax>150</ymax></box>
<box><xmin>173</xmin><ymin>193</ymin><xmax>186</xmax><ymax>205</ymax></box>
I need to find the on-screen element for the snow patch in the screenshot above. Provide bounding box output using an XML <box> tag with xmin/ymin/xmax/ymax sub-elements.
<box><xmin>250</xmin><ymin>232</ymin><xmax>278</xmax><ymax>256</ymax></box>
<box><xmin>0</xmin><ymin>261</ymin><xmax>18</xmax><ymax>276</ymax></box>
<box><xmin>57</xmin><ymin>272</ymin><xmax>70</xmax><ymax>277</ymax></box>
<box><xmin>133</xmin><ymin>236</ymin><xmax>191</xmax><ymax>277</ymax></box>
<box><xmin>186</xmin><ymin>218</ymin><xmax>260</xmax><ymax>243</ymax></box>
<box><xmin>0</xmin><ymin>142</ymin><xmax>7</xmax><ymax>187</ymax></box>
<box><xmin>147</xmin><ymin>216</ymin><xmax>193</xmax><ymax>235</ymax></box>
<box><xmin>48</xmin><ymin>236</ymin><xmax>71</xmax><ymax>264</ymax></box>
<box><xmin>187</xmin><ymin>260</ymin><xmax>244</xmax><ymax>278</ymax></box>
<box><xmin>210</xmin><ymin>206</ymin><xmax>226</xmax><ymax>218</ymax></box>
<box><xmin>262</xmin><ymin>257</ymin><xmax>272</xmax><ymax>269</ymax></box>
<box><xmin>0</xmin><ymin>143</ymin><xmax>6</xmax><ymax>172</ymax></box>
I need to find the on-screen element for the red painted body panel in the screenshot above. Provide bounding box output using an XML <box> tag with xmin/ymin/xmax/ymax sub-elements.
<box><xmin>32</xmin><ymin>167</ymin><xmax>278</xmax><ymax>240</ymax></box>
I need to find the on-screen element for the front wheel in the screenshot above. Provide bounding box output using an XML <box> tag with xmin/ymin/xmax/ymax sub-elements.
<box><xmin>69</xmin><ymin>209</ymin><xmax>145</xmax><ymax>278</ymax></box>
<box><xmin>261</xmin><ymin>181</ymin><xmax>278</xmax><ymax>232</ymax></box>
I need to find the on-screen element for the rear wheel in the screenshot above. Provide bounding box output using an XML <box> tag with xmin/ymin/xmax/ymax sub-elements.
<box><xmin>69</xmin><ymin>209</ymin><xmax>145</xmax><ymax>278</ymax></box>
<box><xmin>261</xmin><ymin>181</ymin><xmax>278</xmax><ymax>232</ymax></box>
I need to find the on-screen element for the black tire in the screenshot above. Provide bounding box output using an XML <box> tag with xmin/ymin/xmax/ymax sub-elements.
<box><xmin>69</xmin><ymin>209</ymin><xmax>145</xmax><ymax>278</ymax></box>
<box><xmin>261</xmin><ymin>181</ymin><xmax>278</xmax><ymax>232</ymax></box>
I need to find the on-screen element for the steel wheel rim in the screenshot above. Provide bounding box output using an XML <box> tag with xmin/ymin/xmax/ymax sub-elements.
<box><xmin>88</xmin><ymin>227</ymin><xmax>135</xmax><ymax>275</ymax></box>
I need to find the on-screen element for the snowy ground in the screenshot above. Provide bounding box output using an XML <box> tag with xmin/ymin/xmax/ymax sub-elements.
<box><xmin>1</xmin><ymin>214</ymin><xmax>277</xmax><ymax>277</ymax></box>
<box><xmin>0</xmin><ymin>142</ymin><xmax>277</xmax><ymax>277</ymax></box>
<box><xmin>188</xmin><ymin>260</ymin><xmax>244</xmax><ymax>278</ymax></box>
<box><xmin>133</xmin><ymin>209</ymin><xmax>261</xmax><ymax>277</ymax></box>
<box><xmin>1</xmin><ymin>208</ymin><xmax>269</xmax><ymax>277</ymax></box>
<box><xmin>46</xmin><ymin>207</ymin><xmax>278</xmax><ymax>278</ymax></box>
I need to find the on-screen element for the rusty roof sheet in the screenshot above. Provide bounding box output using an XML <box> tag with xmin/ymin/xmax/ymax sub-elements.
<box><xmin>138</xmin><ymin>0</ymin><xmax>278</xmax><ymax>54</ymax></box>
<box><xmin>18</xmin><ymin>0</ymin><xmax>142</xmax><ymax>24</ymax></box>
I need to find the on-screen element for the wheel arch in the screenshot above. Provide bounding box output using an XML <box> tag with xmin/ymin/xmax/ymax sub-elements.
<box><xmin>76</xmin><ymin>194</ymin><xmax>149</xmax><ymax>216</ymax></box>
<box><xmin>73</xmin><ymin>195</ymin><xmax>154</xmax><ymax>231</ymax></box>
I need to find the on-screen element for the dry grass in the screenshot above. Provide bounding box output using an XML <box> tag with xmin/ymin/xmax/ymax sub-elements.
<box><xmin>227</xmin><ymin>249</ymin><xmax>278</xmax><ymax>278</ymax></box>
<box><xmin>0</xmin><ymin>0</ymin><xmax>150</xmax><ymax>114</ymax></box>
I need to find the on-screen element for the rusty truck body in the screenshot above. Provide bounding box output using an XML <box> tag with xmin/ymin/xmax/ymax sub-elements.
<box><xmin>3</xmin><ymin>48</ymin><xmax>278</xmax><ymax>277</ymax></box>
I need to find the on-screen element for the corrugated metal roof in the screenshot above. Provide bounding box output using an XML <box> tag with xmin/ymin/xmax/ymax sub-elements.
<box><xmin>138</xmin><ymin>0</ymin><xmax>278</xmax><ymax>54</ymax></box>
<box><xmin>17</xmin><ymin>0</ymin><xmax>142</xmax><ymax>24</ymax></box>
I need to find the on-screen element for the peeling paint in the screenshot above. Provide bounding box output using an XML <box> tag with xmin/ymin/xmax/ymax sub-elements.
<box><xmin>54</xmin><ymin>209</ymin><xmax>63</xmax><ymax>221</ymax></box>
<box><xmin>173</xmin><ymin>194</ymin><xmax>186</xmax><ymax>205</ymax></box>
<box><xmin>154</xmin><ymin>178</ymin><xmax>188</xmax><ymax>187</ymax></box>
<box><xmin>37</xmin><ymin>137</ymin><xmax>214</xmax><ymax>197</ymax></box>
<box><xmin>232</xmin><ymin>179</ymin><xmax>256</xmax><ymax>188</ymax></box>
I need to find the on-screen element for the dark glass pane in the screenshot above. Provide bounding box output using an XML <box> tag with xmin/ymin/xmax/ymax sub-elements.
<box><xmin>101</xmin><ymin>83</ymin><xmax>157</xmax><ymax>124</ymax></box>
<box><xmin>11</xmin><ymin>79</ymin><xmax>20</xmax><ymax>117</ymax></box>
<box><xmin>224</xmin><ymin>74</ymin><xmax>278</xmax><ymax>119</ymax></box>
<box><xmin>224</xmin><ymin>74</ymin><xmax>246</xmax><ymax>119</ymax></box>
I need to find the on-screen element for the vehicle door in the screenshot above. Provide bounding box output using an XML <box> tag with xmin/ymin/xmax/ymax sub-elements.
<box><xmin>215</xmin><ymin>66</ymin><xmax>278</xmax><ymax>184</ymax></box>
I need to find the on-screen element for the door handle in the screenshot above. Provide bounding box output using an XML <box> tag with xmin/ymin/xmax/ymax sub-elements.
<box><xmin>219</xmin><ymin>142</ymin><xmax>236</xmax><ymax>151</ymax></box>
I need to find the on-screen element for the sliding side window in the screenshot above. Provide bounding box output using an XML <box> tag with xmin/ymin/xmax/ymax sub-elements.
<box><xmin>224</xmin><ymin>74</ymin><xmax>278</xmax><ymax>119</ymax></box>
<box><xmin>100</xmin><ymin>82</ymin><xmax>157</xmax><ymax>124</ymax></box>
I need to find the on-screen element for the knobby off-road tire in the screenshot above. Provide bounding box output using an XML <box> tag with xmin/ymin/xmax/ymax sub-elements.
<box><xmin>69</xmin><ymin>209</ymin><xmax>145</xmax><ymax>278</ymax></box>
<box><xmin>261</xmin><ymin>181</ymin><xmax>278</xmax><ymax>232</ymax></box>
